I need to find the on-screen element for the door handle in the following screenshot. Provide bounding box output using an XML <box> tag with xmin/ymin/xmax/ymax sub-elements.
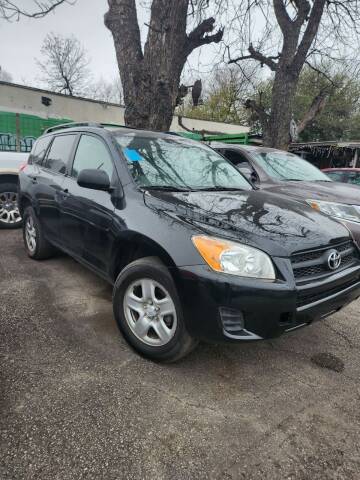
<box><xmin>30</xmin><ymin>176</ymin><xmax>37</xmax><ymax>183</ymax></box>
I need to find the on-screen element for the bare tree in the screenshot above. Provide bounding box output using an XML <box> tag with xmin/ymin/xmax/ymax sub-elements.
<box><xmin>104</xmin><ymin>0</ymin><xmax>224</xmax><ymax>131</ymax></box>
<box><xmin>0</xmin><ymin>65</ymin><xmax>12</xmax><ymax>82</ymax></box>
<box><xmin>228</xmin><ymin>0</ymin><xmax>360</xmax><ymax>149</ymax></box>
<box><xmin>0</xmin><ymin>1</ymin><xmax>73</xmax><ymax>20</ymax></box>
<box><xmin>86</xmin><ymin>77</ymin><xmax>123</xmax><ymax>104</ymax></box>
<box><xmin>37</xmin><ymin>33</ymin><xmax>90</xmax><ymax>96</ymax></box>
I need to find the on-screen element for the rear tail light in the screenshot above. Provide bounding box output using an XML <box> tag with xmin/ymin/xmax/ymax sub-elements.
<box><xmin>19</xmin><ymin>162</ymin><xmax>28</xmax><ymax>172</ymax></box>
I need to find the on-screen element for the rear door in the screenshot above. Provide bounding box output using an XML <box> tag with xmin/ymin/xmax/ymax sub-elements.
<box><xmin>20</xmin><ymin>135</ymin><xmax>52</xmax><ymax>209</ymax></box>
<box><xmin>59</xmin><ymin>133</ymin><xmax>117</xmax><ymax>273</ymax></box>
<box><xmin>36</xmin><ymin>134</ymin><xmax>77</xmax><ymax>242</ymax></box>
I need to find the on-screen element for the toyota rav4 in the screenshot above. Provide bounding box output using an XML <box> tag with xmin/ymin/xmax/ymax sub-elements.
<box><xmin>18</xmin><ymin>123</ymin><xmax>360</xmax><ymax>361</ymax></box>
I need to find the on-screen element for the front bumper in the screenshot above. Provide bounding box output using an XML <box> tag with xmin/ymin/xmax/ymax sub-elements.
<box><xmin>174</xmin><ymin>263</ymin><xmax>360</xmax><ymax>342</ymax></box>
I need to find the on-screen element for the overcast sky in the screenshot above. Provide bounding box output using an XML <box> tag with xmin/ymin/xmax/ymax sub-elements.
<box><xmin>0</xmin><ymin>0</ymin><xmax>119</xmax><ymax>85</ymax></box>
<box><xmin>0</xmin><ymin>0</ymin><xmax>222</xmax><ymax>88</ymax></box>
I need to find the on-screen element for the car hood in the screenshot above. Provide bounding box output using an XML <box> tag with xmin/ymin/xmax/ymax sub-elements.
<box><xmin>0</xmin><ymin>152</ymin><xmax>28</xmax><ymax>174</ymax></box>
<box><xmin>144</xmin><ymin>189</ymin><xmax>350</xmax><ymax>257</ymax></box>
<box><xmin>264</xmin><ymin>180</ymin><xmax>360</xmax><ymax>205</ymax></box>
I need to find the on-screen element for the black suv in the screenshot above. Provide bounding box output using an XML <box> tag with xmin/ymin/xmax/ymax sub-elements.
<box><xmin>18</xmin><ymin>123</ymin><xmax>360</xmax><ymax>361</ymax></box>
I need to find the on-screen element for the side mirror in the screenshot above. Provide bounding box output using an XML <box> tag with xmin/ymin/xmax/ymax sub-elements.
<box><xmin>237</xmin><ymin>166</ymin><xmax>259</xmax><ymax>187</ymax></box>
<box><xmin>77</xmin><ymin>169</ymin><xmax>111</xmax><ymax>192</ymax></box>
<box><xmin>250</xmin><ymin>171</ymin><xmax>259</xmax><ymax>184</ymax></box>
<box><xmin>237</xmin><ymin>166</ymin><xmax>252</xmax><ymax>179</ymax></box>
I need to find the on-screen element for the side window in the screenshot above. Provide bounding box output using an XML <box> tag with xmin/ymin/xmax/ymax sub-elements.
<box><xmin>30</xmin><ymin>136</ymin><xmax>52</xmax><ymax>165</ymax></box>
<box><xmin>346</xmin><ymin>172</ymin><xmax>360</xmax><ymax>186</ymax></box>
<box><xmin>327</xmin><ymin>171</ymin><xmax>344</xmax><ymax>182</ymax></box>
<box><xmin>71</xmin><ymin>135</ymin><xmax>114</xmax><ymax>180</ymax></box>
<box><xmin>224</xmin><ymin>150</ymin><xmax>251</xmax><ymax>168</ymax></box>
<box><xmin>44</xmin><ymin>134</ymin><xmax>77</xmax><ymax>174</ymax></box>
<box><xmin>224</xmin><ymin>150</ymin><xmax>257</xmax><ymax>179</ymax></box>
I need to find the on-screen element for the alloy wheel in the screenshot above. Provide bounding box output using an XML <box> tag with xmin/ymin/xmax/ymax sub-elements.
<box><xmin>25</xmin><ymin>215</ymin><xmax>37</xmax><ymax>253</ymax></box>
<box><xmin>0</xmin><ymin>192</ymin><xmax>21</xmax><ymax>225</ymax></box>
<box><xmin>123</xmin><ymin>278</ymin><xmax>177</xmax><ymax>346</ymax></box>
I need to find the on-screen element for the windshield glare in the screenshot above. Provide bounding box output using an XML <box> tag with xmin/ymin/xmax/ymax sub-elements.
<box><xmin>115</xmin><ymin>134</ymin><xmax>252</xmax><ymax>191</ymax></box>
<box><xmin>253</xmin><ymin>151</ymin><xmax>332</xmax><ymax>182</ymax></box>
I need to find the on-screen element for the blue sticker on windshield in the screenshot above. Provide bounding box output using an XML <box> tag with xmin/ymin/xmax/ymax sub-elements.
<box><xmin>124</xmin><ymin>148</ymin><xmax>143</xmax><ymax>162</ymax></box>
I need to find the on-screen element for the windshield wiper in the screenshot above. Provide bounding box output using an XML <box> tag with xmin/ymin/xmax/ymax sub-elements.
<box><xmin>284</xmin><ymin>178</ymin><xmax>303</xmax><ymax>182</ymax></box>
<box><xmin>193</xmin><ymin>186</ymin><xmax>246</xmax><ymax>192</ymax></box>
<box><xmin>313</xmin><ymin>179</ymin><xmax>332</xmax><ymax>182</ymax></box>
<box><xmin>141</xmin><ymin>185</ymin><xmax>191</xmax><ymax>192</ymax></box>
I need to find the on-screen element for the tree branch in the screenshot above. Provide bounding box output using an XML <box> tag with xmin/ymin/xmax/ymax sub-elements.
<box><xmin>229</xmin><ymin>44</ymin><xmax>279</xmax><ymax>71</ymax></box>
<box><xmin>293</xmin><ymin>0</ymin><xmax>327</xmax><ymax>71</ymax></box>
<box><xmin>297</xmin><ymin>89</ymin><xmax>330</xmax><ymax>135</ymax></box>
<box><xmin>0</xmin><ymin>0</ymin><xmax>73</xmax><ymax>20</ymax></box>
<box><xmin>273</xmin><ymin>0</ymin><xmax>292</xmax><ymax>34</ymax></box>
<box><xmin>292</xmin><ymin>0</ymin><xmax>311</xmax><ymax>28</ymax></box>
<box><xmin>244</xmin><ymin>98</ymin><xmax>269</xmax><ymax>127</ymax></box>
<box><xmin>186</xmin><ymin>17</ymin><xmax>224</xmax><ymax>54</ymax></box>
<box><xmin>304</xmin><ymin>61</ymin><xmax>339</xmax><ymax>87</ymax></box>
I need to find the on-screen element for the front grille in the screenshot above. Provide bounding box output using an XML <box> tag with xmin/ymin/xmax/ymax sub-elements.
<box><xmin>291</xmin><ymin>240</ymin><xmax>359</xmax><ymax>282</ymax></box>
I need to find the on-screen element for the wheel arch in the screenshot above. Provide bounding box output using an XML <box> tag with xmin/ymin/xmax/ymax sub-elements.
<box><xmin>18</xmin><ymin>194</ymin><xmax>33</xmax><ymax>216</ymax></box>
<box><xmin>110</xmin><ymin>232</ymin><xmax>177</xmax><ymax>282</ymax></box>
<box><xmin>0</xmin><ymin>173</ymin><xmax>19</xmax><ymax>186</ymax></box>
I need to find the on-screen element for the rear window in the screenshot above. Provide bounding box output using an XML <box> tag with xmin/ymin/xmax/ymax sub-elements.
<box><xmin>31</xmin><ymin>136</ymin><xmax>52</xmax><ymax>165</ymax></box>
<box><xmin>44</xmin><ymin>134</ymin><xmax>77</xmax><ymax>174</ymax></box>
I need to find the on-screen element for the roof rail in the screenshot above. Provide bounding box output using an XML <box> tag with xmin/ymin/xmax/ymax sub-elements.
<box><xmin>44</xmin><ymin>122</ymin><xmax>102</xmax><ymax>134</ymax></box>
<box><xmin>99</xmin><ymin>122</ymin><xmax>124</xmax><ymax>129</ymax></box>
<box><xmin>44</xmin><ymin>121</ymin><xmax>161</xmax><ymax>135</ymax></box>
<box><xmin>99</xmin><ymin>123</ymin><xmax>149</xmax><ymax>132</ymax></box>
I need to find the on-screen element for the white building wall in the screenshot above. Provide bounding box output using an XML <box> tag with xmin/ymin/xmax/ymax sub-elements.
<box><xmin>0</xmin><ymin>82</ymin><xmax>249</xmax><ymax>135</ymax></box>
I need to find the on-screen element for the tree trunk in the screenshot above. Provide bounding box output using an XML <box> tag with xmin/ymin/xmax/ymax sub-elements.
<box><xmin>236</xmin><ymin>0</ymin><xmax>327</xmax><ymax>150</ymax></box>
<box><xmin>140</xmin><ymin>0</ymin><xmax>188</xmax><ymax>131</ymax></box>
<box><xmin>263</xmin><ymin>72</ymin><xmax>297</xmax><ymax>149</ymax></box>
<box><xmin>105</xmin><ymin>0</ymin><xmax>223</xmax><ymax>131</ymax></box>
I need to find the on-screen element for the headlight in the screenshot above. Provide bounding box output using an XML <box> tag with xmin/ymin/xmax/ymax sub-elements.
<box><xmin>192</xmin><ymin>235</ymin><xmax>276</xmax><ymax>280</ymax></box>
<box><xmin>307</xmin><ymin>199</ymin><xmax>360</xmax><ymax>224</ymax></box>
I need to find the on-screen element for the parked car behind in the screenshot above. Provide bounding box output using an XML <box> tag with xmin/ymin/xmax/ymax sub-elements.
<box><xmin>322</xmin><ymin>168</ymin><xmax>360</xmax><ymax>186</ymax></box>
<box><xmin>0</xmin><ymin>151</ymin><xmax>28</xmax><ymax>228</ymax></box>
<box><xmin>18</xmin><ymin>124</ymin><xmax>360</xmax><ymax>361</ymax></box>
<box><xmin>213</xmin><ymin>144</ymin><xmax>360</xmax><ymax>246</ymax></box>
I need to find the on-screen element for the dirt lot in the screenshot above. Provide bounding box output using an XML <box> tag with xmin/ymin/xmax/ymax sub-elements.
<box><xmin>1</xmin><ymin>229</ymin><xmax>360</xmax><ymax>480</ymax></box>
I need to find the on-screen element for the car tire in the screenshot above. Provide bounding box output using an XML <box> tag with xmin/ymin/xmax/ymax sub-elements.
<box><xmin>0</xmin><ymin>181</ymin><xmax>22</xmax><ymax>229</ymax></box>
<box><xmin>23</xmin><ymin>206</ymin><xmax>55</xmax><ymax>260</ymax></box>
<box><xmin>113</xmin><ymin>257</ymin><xmax>197</xmax><ymax>362</ymax></box>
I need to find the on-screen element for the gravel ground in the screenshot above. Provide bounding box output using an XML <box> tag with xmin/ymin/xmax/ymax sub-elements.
<box><xmin>1</xmin><ymin>229</ymin><xmax>360</xmax><ymax>480</ymax></box>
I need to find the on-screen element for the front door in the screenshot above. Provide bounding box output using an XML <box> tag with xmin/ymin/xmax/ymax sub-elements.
<box><xmin>60</xmin><ymin>133</ymin><xmax>117</xmax><ymax>274</ymax></box>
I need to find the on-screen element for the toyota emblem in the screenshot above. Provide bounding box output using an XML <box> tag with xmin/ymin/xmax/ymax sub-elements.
<box><xmin>327</xmin><ymin>250</ymin><xmax>341</xmax><ymax>270</ymax></box>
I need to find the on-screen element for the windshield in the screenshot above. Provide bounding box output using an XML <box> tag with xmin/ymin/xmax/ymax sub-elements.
<box><xmin>252</xmin><ymin>151</ymin><xmax>332</xmax><ymax>182</ymax></box>
<box><xmin>115</xmin><ymin>133</ymin><xmax>252</xmax><ymax>191</ymax></box>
